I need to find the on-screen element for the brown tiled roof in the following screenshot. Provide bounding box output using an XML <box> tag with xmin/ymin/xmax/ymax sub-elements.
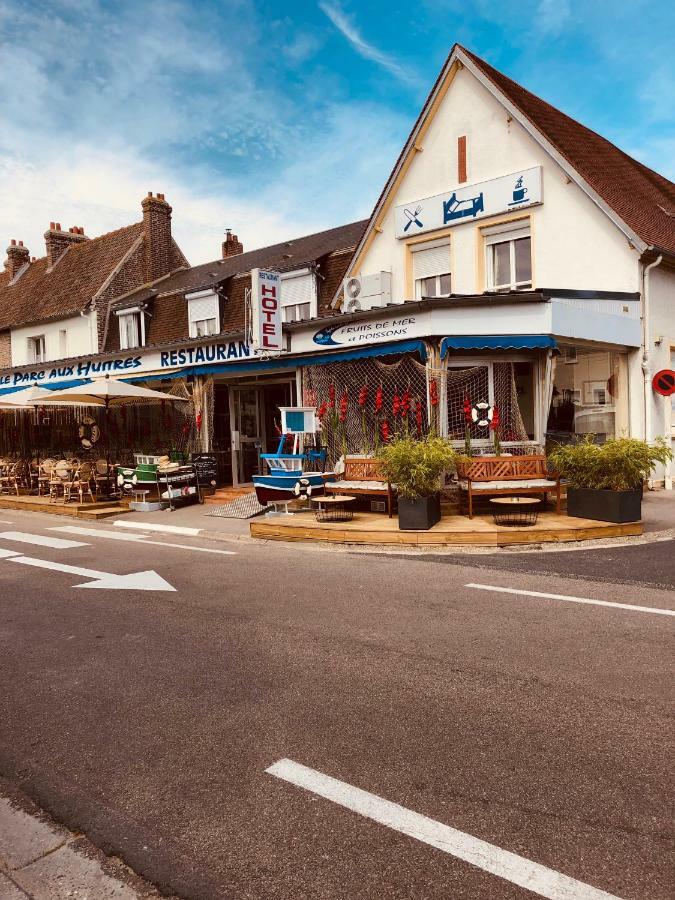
<box><xmin>0</xmin><ymin>223</ymin><xmax>144</xmax><ymax>331</ymax></box>
<box><xmin>461</xmin><ymin>46</ymin><xmax>675</xmax><ymax>255</ymax></box>
<box><xmin>115</xmin><ymin>219</ymin><xmax>369</xmax><ymax>308</ymax></box>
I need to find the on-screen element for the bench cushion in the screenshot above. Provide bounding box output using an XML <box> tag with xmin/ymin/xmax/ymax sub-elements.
<box><xmin>327</xmin><ymin>480</ymin><xmax>389</xmax><ymax>492</ymax></box>
<box><xmin>458</xmin><ymin>479</ymin><xmax>557</xmax><ymax>491</ymax></box>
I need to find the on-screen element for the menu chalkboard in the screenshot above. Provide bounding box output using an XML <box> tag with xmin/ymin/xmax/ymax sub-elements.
<box><xmin>191</xmin><ymin>453</ymin><xmax>218</xmax><ymax>485</ymax></box>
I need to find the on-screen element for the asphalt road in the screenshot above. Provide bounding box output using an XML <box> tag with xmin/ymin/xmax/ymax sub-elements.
<box><xmin>0</xmin><ymin>509</ymin><xmax>672</xmax><ymax>899</ymax></box>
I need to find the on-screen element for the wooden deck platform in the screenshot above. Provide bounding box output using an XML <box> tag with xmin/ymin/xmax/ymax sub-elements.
<box><xmin>0</xmin><ymin>494</ymin><xmax>128</xmax><ymax>520</ymax></box>
<box><xmin>250</xmin><ymin>509</ymin><xmax>642</xmax><ymax>546</ymax></box>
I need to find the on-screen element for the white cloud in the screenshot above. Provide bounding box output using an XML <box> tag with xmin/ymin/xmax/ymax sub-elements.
<box><xmin>318</xmin><ymin>1</ymin><xmax>416</xmax><ymax>85</ymax></box>
<box><xmin>0</xmin><ymin>0</ymin><xmax>408</xmax><ymax>265</ymax></box>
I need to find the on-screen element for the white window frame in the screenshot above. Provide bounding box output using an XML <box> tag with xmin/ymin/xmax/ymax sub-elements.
<box><xmin>280</xmin><ymin>269</ymin><xmax>317</xmax><ymax>323</ymax></box>
<box><xmin>27</xmin><ymin>335</ymin><xmax>46</xmax><ymax>364</ymax></box>
<box><xmin>411</xmin><ymin>238</ymin><xmax>451</xmax><ymax>300</ymax></box>
<box><xmin>116</xmin><ymin>307</ymin><xmax>145</xmax><ymax>350</ymax></box>
<box><xmin>483</xmin><ymin>220</ymin><xmax>532</xmax><ymax>291</ymax></box>
<box><xmin>187</xmin><ymin>290</ymin><xmax>220</xmax><ymax>339</ymax></box>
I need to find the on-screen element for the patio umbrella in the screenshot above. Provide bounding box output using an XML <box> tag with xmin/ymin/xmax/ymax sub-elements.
<box><xmin>0</xmin><ymin>385</ymin><xmax>74</xmax><ymax>462</ymax></box>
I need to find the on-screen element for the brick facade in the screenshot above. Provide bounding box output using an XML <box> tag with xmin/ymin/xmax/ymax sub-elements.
<box><xmin>0</xmin><ymin>330</ymin><xmax>11</xmax><ymax>367</ymax></box>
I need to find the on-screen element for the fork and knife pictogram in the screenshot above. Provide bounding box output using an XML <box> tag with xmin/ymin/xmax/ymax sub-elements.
<box><xmin>403</xmin><ymin>204</ymin><xmax>423</xmax><ymax>231</ymax></box>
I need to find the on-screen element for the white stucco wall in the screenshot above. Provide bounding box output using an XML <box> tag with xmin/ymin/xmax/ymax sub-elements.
<box><xmin>357</xmin><ymin>65</ymin><xmax>640</xmax><ymax>300</ymax></box>
<box><xmin>644</xmin><ymin>264</ymin><xmax>675</xmax><ymax>485</ymax></box>
<box><xmin>11</xmin><ymin>311</ymin><xmax>97</xmax><ymax>367</ymax></box>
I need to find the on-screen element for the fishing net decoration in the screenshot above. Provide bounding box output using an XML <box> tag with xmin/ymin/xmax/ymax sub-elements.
<box><xmin>301</xmin><ymin>355</ymin><xmax>534</xmax><ymax>468</ymax></box>
<box><xmin>445</xmin><ymin>362</ymin><xmax>529</xmax><ymax>451</ymax></box>
<box><xmin>302</xmin><ymin>353</ymin><xmax>433</xmax><ymax>468</ymax></box>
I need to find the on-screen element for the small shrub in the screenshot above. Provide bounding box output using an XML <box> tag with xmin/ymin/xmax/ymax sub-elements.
<box><xmin>548</xmin><ymin>436</ymin><xmax>672</xmax><ymax>491</ymax></box>
<box><xmin>377</xmin><ymin>435</ymin><xmax>456</xmax><ymax>500</ymax></box>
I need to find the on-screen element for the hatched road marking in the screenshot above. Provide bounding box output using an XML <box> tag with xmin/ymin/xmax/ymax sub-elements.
<box><xmin>0</xmin><ymin>530</ymin><xmax>89</xmax><ymax>550</ymax></box>
<box><xmin>266</xmin><ymin>759</ymin><xmax>623</xmax><ymax>900</ymax></box>
<box><xmin>51</xmin><ymin>525</ymin><xmax>236</xmax><ymax>555</ymax></box>
<box><xmin>466</xmin><ymin>583</ymin><xmax>675</xmax><ymax>617</ymax></box>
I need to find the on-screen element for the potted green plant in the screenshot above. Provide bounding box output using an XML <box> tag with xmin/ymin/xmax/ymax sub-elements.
<box><xmin>377</xmin><ymin>435</ymin><xmax>456</xmax><ymax>530</ymax></box>
<box><xmin>548</xmin><ymin>437</ymin><xmax>672</xmax><ymax>523</ymax></box>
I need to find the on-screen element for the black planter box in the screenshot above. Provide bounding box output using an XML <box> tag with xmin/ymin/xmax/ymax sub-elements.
<box><xmin>398</xmin><ymin>493</ymin><xmax>441</xmax><ymax>530</ymax></box>
<box><xmin>566</xmin><ymin>487</ymin><xmax>642</xmax><ymax>523</ymax></box>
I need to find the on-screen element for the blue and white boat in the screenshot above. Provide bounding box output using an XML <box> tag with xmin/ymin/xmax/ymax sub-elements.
<box><xmin>253</xmin><ymin>437</ymin><xmax>333</xmax><ymax>504</ymax></box>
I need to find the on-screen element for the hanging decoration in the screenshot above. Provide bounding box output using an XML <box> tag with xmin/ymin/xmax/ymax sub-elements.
<box><xmin>463</xmin><ymin>394</ymin><xmax>473</xmax><ymax>455</ymax></box>
<box><xmin>471</xmin><ymin>399</ymin><xmax>493</xmax><ymax>428</ymax></box>
<box><xmin>490</xmin><ymin>404</ymin><xmax>502</xmax><ymax>456</ymax></box>
<box><xmin>78</xmin><ymin>416</ymin><xmax>101</xmax><ymax>449</ymax></box>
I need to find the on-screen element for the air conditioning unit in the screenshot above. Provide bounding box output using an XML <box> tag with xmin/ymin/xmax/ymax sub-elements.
<box><xmin>342</xmin><ymin>271</ymin><xmax>392</xmax><ymax>313</ymax></box>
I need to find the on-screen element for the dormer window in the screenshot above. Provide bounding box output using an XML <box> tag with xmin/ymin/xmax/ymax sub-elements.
<box><xmin>117</xmin><ymin>307</ymin><xmax>145</xmax><ymax>349</ymax></box>
<box><xmin>280</xmin><ymin>270</ymin><xmax>317</xmax><ymax>323</ymax></box>
<box><xmin>187</xmin><ymin>290</ymin><xmax>220</xmax><ymax>338</ymax></box>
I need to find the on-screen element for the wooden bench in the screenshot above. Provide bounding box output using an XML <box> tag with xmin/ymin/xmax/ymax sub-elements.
<box><xmin>325</xmin><ymin>455</ymin><xmax>395</xmax><ymax>517</ymax></box>
<box><xmin>456</xmin><ymin>455</ymin><xmax>560</xmax><ymax>518</ymax></box>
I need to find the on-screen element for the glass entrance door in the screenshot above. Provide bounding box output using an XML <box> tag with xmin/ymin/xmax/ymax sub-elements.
<box><xmin>233</xmin><ymin>388</ymin><xmax>262</xmax><ymax>484</ymax></box>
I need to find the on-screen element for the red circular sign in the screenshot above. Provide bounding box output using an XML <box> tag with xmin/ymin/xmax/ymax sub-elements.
<box><xmin>652</xmin><ymin>369</ymin><xmax>675</xmax><ymax>396</ymax></box>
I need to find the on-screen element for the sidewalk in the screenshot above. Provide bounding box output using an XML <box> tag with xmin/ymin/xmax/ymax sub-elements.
<box><xmin>0</xmin><ymin>780</ymin><xmax>171</xmax><ymax>900</ymax></box>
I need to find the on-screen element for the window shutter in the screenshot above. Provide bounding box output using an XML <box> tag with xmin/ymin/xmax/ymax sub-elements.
<box><xmin>188</xmin><ymin>295</ymin><xmax>219</xmax><ymax>324</ymax></box>
<box><xmin>412</xmin><ymin>244</ymin><xmax>450</xmax><ymax>281</ymax></box>
<box><xmin>281</xmin><ymin>273</ymin><xmax>316</xmax><ymax>309</ymax></box>
<box><xmin>484</xmin><ymin>224</ymin><xmax>530</xmax><ymax>245</ymax></box>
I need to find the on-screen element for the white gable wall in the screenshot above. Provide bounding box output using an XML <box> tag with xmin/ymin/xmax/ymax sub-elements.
<box><xmin>357</xmin><ymin>65</ymin><xmax>639</xmax><ymax>298</ymax></box>
<box><xmin>11</xmin><ymin>311</ymin><xmax>97</xmax><ymax>367</ymax></box>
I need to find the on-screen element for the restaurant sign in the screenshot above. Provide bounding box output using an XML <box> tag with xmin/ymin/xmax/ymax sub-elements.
<box><xmin>0</xmin><ymin>338</ymin><xmax>258</xmax><ymax>389</ymax></box>
<box><xmin>394</xmin><ymin>167</ymin><xmax>542</xmax><ymax>239</ymax></box>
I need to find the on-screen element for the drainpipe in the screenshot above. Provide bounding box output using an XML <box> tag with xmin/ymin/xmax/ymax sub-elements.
<box><xmin>641</xmin><ymin>254</ymin><xmax>662</xmax><ymax>486</ymax></box>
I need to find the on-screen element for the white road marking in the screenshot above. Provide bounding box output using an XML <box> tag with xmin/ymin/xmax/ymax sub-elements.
<box><xmin>114</xmin><ymin>521</ymin><xmax>201</xmax><ymax>536</ymax></box>
<box><xmin>466</xmin><ymin>583</ymin><xmax>675</xmax><ymax>617</ymax></box>
<box><xmin>0</xmin><ymin>548</ymin><xmax>20</xmax><ymax>558</ymax></box>
<box><xmin>266</xmin><ymin>759</ymin><xmax>622</xmax><ymax>900</ymax></box>
<box><xmin>0</xmin><ymin>530</ymin><xmax>89</xmax><ymax>550</ymax></box>
<box><xmin>0</xmin><ymin>519</ymin><xmax>14</xmax><ymax>524</ymax></box>
<box><xmin>5</xmin><ymin>555</ymin><xmax>176</xmax><ymax>591</ymax></box>
<box><xmin>51</xmin><ymin>526</ymin><xmax>236</xmax><ymax>556</ymax></box>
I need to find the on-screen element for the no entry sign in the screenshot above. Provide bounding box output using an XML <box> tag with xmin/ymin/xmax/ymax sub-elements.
<box><xmin>652</xmin><ymin>369</ymin><xmax>675</xmax><ymax>397</ymax></box>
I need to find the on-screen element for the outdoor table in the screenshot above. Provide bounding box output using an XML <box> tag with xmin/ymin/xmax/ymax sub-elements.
<box><xmin>310</xmin><ymin>494</ymin><xmax>356</xmax><ymax>523</ymax></box>
<box><xmin>490</xmin><ymin>496</ymin><xmax>541</xmax><ymax>527</ymax></box>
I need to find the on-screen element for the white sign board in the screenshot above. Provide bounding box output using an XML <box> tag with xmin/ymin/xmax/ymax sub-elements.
<box><xmin>250</xmin><ymin>268</ymin><xmax>282</xmax><ymax>351</ymax></box>
<box><xmin>394</xmin><ymin>167</ymin><xmax>542</xmax><ymax>239</ymax></box>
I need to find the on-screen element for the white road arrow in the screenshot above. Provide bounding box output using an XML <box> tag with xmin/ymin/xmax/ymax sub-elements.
<box><xmin>5</xmin><ymin>555</ymin><xmax>176</xmax><ymax>591</ymax></box>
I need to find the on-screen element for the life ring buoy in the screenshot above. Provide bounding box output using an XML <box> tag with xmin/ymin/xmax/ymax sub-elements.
<box><xmin>78</xmin><ymin>416</ymin><xmax>100</xmax><ymax>449</ymax></box>
<box><xmin>471</xmin><ymin>400</ymin><xmax>493</xmax><ymax>428</ymax></box>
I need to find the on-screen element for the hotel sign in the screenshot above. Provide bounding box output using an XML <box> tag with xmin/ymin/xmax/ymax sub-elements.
<box><xmin>250</xmin><ymin>268</ymin><xmax>282</xmax><ymax>351</ymax></box>
<box><xmin>394</xmin><ymin>167</ymin><xmax>542</xmax><ymax>239</ymax></box>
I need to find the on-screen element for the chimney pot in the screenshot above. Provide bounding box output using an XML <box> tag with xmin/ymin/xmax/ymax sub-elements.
<box><xmin>10</xmin><ymin>239</ymin><xmax>16</xmax><ymax>246</ymax></box>
<box><xmin>148</xmin><ymin>191</ymin><xmax>153</xmax><ymax>198</ymax></box>
<box><xmin>49</xmin><ymin>222</ymin><xmax>55</xmax><ymax>230</ymax></box>
<box><xmin>222</xmin><ymin>230</ymin><xmax>243</xmax><ymax>258</ymax></box>
<box><xmin>56</xmin><ymin>223</ymin><xmax>61</xmax><ymax>231</ymax></box>
<box><xmin>5</xmin><ymin>239</ymin><xmax>30</xmax><ymax>279</ymax></box>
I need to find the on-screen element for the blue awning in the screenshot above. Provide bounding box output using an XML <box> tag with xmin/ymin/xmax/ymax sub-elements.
<box><xmin>125</xmin><ymin>339</ymin><xmax>427</xmax><ymax>382</ymax></box>
<box><xmin>441</xmin><ymin>335</ymin><xmax>557</xmax><ymax>357</ymax></box>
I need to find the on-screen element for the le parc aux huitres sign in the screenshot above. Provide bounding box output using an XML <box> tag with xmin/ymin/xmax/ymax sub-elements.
<box><xmin>394</xmin><ymin>167</ymin><xmax>542</xmax><ymax>239</ymax></box>
<box><xmin>0</xmin><ymin>338</ymin><xmax>258</xmax><ymax>389</ymax></box>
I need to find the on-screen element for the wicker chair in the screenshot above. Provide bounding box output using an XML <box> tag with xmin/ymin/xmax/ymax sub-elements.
<box><xmin>0</xmin><ymin>461</ymin><xmax>25</xmax><ymax>495</ymax></box>
<box><xmin>49</xmin><ymin>460</ymin><xmax>71</xmax><ymax>502</ymax></box>
<box><xmin>36</xmin><ymin>459</ymin><xmax>56</xmax><ymax>496</ymax></box>
<box><xmin>64</xmin><ymin>462</ymin><xmax>95</xmax><ymax>504</ymax></box>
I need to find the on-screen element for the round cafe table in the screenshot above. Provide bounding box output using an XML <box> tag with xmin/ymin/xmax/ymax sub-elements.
<box><xmin>490</xmin><ymin>496</ymin><xmax>541</xmax><ymax>527</ymax></box>
<box><xmin>310</xmin><ymin>495</ymin><xmax>356</xmax><ymax>523</ymax></box>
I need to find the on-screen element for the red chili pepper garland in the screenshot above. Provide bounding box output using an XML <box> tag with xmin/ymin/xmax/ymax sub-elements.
<box><xmin>463</xmin><ymin>395</ymin><xmax>473</xmax><ymax>455</ymax></box>
<box><xmin>392</xmin><ymin>391</ymin><xmax>400</xmax><ymax>418</ymax></box>
<box><xmin>375</xmin><ymin>384</ymin><xmax>383</xmax><ymax>413</ymax></box>
<box><xmin>490</xmin><ymin>404</ymin><xmax>501</xmax><ymax>455</ymax></box>
<box><xmin>380</xmin><ymin>419</ymin><xmax>390</xmax><ymax>442</ymax></box>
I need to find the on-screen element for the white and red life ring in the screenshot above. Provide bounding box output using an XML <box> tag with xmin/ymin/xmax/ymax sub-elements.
<box><xmin>78</xmin><ymin>416</ymin><xmax>101</xmax><ymax>449</ymax></box>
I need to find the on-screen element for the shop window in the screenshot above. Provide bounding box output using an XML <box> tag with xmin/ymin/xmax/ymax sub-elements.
<box><xmin>281</xmin><ymin>271</ymin><xmax>316</xmax><ymax>323</ymax></box>
<box><xmin>484</xmin><ymin>221</ymin><xmax>531</xmax><ymax>291</ymax></box>
<box><xmin>27</xmin><ymin>335</ymin><xmax>46</xmax><ymax>364</ymax></box>
<box><xmin>117</xmin><ymin>309</ymin><xmax>144</xmax><ymax>350</ymax></box>
<box><xmin>411</xmin><ymin>239</ymin><xmax>451</xmax><ymax>299</ymax></box>
<box><xmin>188</xmin><ymin>292</ymin><xmax>220</xmax><ymax>338</ymax></box>
<box><xmin>547</xmin><ymin>346</ymin><xmax>628</xmax><ymax>443</ymax></box>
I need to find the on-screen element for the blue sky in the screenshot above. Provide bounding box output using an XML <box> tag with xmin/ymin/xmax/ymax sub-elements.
<box><xmin>1</xmin><ymin>0</ymin><xmax>673</xmax><ymax>265</ymax></box>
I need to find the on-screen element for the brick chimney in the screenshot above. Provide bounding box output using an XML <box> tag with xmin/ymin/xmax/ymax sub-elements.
<box><xmin>222</xmin><ymin>229</ymin><xmax>243</xmax><ymax>258</ymax></box>
<box><xmin>4</xmin><ymin>239</ymin><xmax>30</xmax><ymax>280</ymax></box>
<box><xmin>142</xmin><ymin>192</ymin><xmax>173</xmax><ymax>282</ymax></box>
<box><xmin>44</xmin><ymin>223</ymin><xmax>88</xmax><ymax>269</ymax></box>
